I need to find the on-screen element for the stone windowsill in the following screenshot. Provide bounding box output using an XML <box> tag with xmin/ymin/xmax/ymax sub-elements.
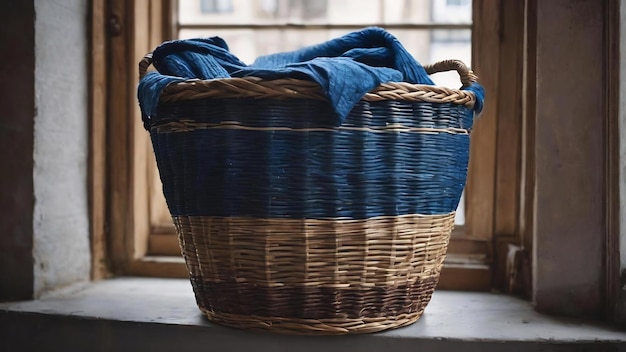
<box><xmin>1</xmin><ymin>277</ymin><xmax>625</xmax><ymax>352</ymax></box>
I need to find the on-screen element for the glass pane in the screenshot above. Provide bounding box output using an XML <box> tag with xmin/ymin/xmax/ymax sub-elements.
<box><xmin>179</xmin><ymin>28</ymin><xmax>337</xmax><ymax>64</ymax></box>
<box><xmin>455</xmin><ymin>192</ymin><xmax>465</xmax><ymax>226</ymax></box>
<box><xmin>178</xmin><ymin>0</ymin><xmax>471</xmax><ymax>25</ymax></box>
<box><xmin>429</xmin><ymin>0</ymin><xmax>472</xmax><ymax>23</ymax></box>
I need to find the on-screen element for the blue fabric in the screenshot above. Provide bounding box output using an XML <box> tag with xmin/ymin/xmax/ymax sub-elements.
<box><xmin>138</xmin><ymin>27</ymin><xmax>485</xmax><ymax>129</ymax></box>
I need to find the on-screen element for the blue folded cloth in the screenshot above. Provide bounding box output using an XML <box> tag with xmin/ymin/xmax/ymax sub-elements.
<box><xmin>138</xmin><ymin>27</ymin><xmax>484</xmax><ymax>129</ymax></box>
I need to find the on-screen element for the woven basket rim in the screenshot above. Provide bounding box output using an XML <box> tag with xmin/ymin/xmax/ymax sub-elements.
<box><xmin>158</xmin><ymin>76</ymin><xmax>477</xmax><ymax>108</ymax></box>
<box><xmin>140</xmin><ymin>54</ymin><xmax>479</xmax><ymax>108</ymax></box>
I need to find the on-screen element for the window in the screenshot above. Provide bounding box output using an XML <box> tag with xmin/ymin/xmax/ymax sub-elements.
<box><xmin>105</xmin><ymin>0</ymin><xmax>506</xmax><ymax>291</ymax></box>
<box><xmin>446</xmin><ymin>0</ymin><xmax>471</xmax><ymax>7</ymax></box>
<box><xmin>92</xmin><ymin>0</ymin><xmax>622</xmax><ymax>319</ymax></box>
<box><xmin>200</xmin><ymin>0</ymin><xmax>233</xmax><ymax>13</ymax></box>
<box><xmin>0</xmin><ymin>0</ymin><xmax>615</xmax><ymax>324</ymax></box>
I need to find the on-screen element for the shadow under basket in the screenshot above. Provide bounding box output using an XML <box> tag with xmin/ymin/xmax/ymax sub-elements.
<box><xmin>140</xmin><ymin>56</ymin><xmax>480</xmax><ymax>335</ymax></box>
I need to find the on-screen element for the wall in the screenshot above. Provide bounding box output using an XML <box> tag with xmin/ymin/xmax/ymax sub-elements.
<box><xmin>0</xmin><ymin>2</ymin><xmax>36</xmax><ymax>301</ymax></box>
<box><xmin>32</xmin><ymin>0</ymin><xmax>90</xmax><ymax>297</ymax></box>
<box><xmin>621</xmin><ymin>0</ymin><xmax>626</xmax><ymax>276</ymax></box>
<box><xmin>619</xmin><ymin>0</ymin><xmax>626</xmax><ymax>322</ymax></box>
<box><xmin>531</xmin><ymin>0</ymin><xmax>605</xmax><ymax>317</ymax></box>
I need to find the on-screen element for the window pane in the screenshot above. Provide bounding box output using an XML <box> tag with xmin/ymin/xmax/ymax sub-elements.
<box><xmin>179</xmin><ymin>28</ymin><xmax>335</xmax><ymax>64</ymax></box>
<box><xmin>178</xmin><ymin>0</ymin><xmax>471</xmax><ymax>25</ymax></box>
<box><xmin>199</xmin><ymin>0</ymin><xmax>234</xmax><ymax>13</ymax></box>
<box><xmin>431</xmin><ymin>0</ymin><xmax>472</xmax><ymax>23</ymax></box>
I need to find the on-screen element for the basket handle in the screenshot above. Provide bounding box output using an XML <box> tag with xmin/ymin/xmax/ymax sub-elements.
<box><xmin>139</xmin><ymin>53</ymin><xmax>153</xmax><ymax>80</ymax></box>
<box><xmin>424</xmin><ymin>60</ymin><xmax>477</xmax><ymax>87</ymax></box>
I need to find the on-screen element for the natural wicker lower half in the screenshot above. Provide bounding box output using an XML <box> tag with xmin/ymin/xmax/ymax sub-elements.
<box><xmin>173</xmin><ymin>213</ymin><xmax>454</xmax><ymax>334</ymax></box>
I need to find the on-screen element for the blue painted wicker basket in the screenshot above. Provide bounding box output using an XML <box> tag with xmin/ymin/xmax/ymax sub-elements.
<box><xmin>140</xmin><ymin>56</ymin><xmax>479</xmax><ymax>334</ymax></box>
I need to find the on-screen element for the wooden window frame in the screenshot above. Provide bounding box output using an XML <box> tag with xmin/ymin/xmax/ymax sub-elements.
<box><xmin>96</xmin><ymin>0</ymin><xmax>526</xmax><ymax>291</ymax></box>
<box><xmin>100</xmin><ymin>0</ymin><xmax>187</xmax><ymax>277</ymax></box>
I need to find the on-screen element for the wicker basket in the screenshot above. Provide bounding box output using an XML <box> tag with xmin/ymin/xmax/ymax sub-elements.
<box><xmin>140</xmin><ymin>55</ymin><xmax>479</xmax><ymax>335</ymax></box>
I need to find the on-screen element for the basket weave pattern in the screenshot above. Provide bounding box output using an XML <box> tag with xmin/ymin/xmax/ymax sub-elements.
<box><xmin>174</xmin><ymin>214</ymin><xmax>452</xmax><ymax>334</ymax></box>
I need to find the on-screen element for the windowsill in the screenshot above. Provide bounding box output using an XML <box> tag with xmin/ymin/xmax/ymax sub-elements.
<box><xmin>1</xmin><ymin>278</ymin><xmax>624</xmax><ymax>351</ymax></box>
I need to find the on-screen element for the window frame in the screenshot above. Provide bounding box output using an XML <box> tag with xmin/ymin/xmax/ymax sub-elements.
<box><xmin>0</xmin><ymin>0</ymin><xmax>612</xmax><ymax>322</ymax></box>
